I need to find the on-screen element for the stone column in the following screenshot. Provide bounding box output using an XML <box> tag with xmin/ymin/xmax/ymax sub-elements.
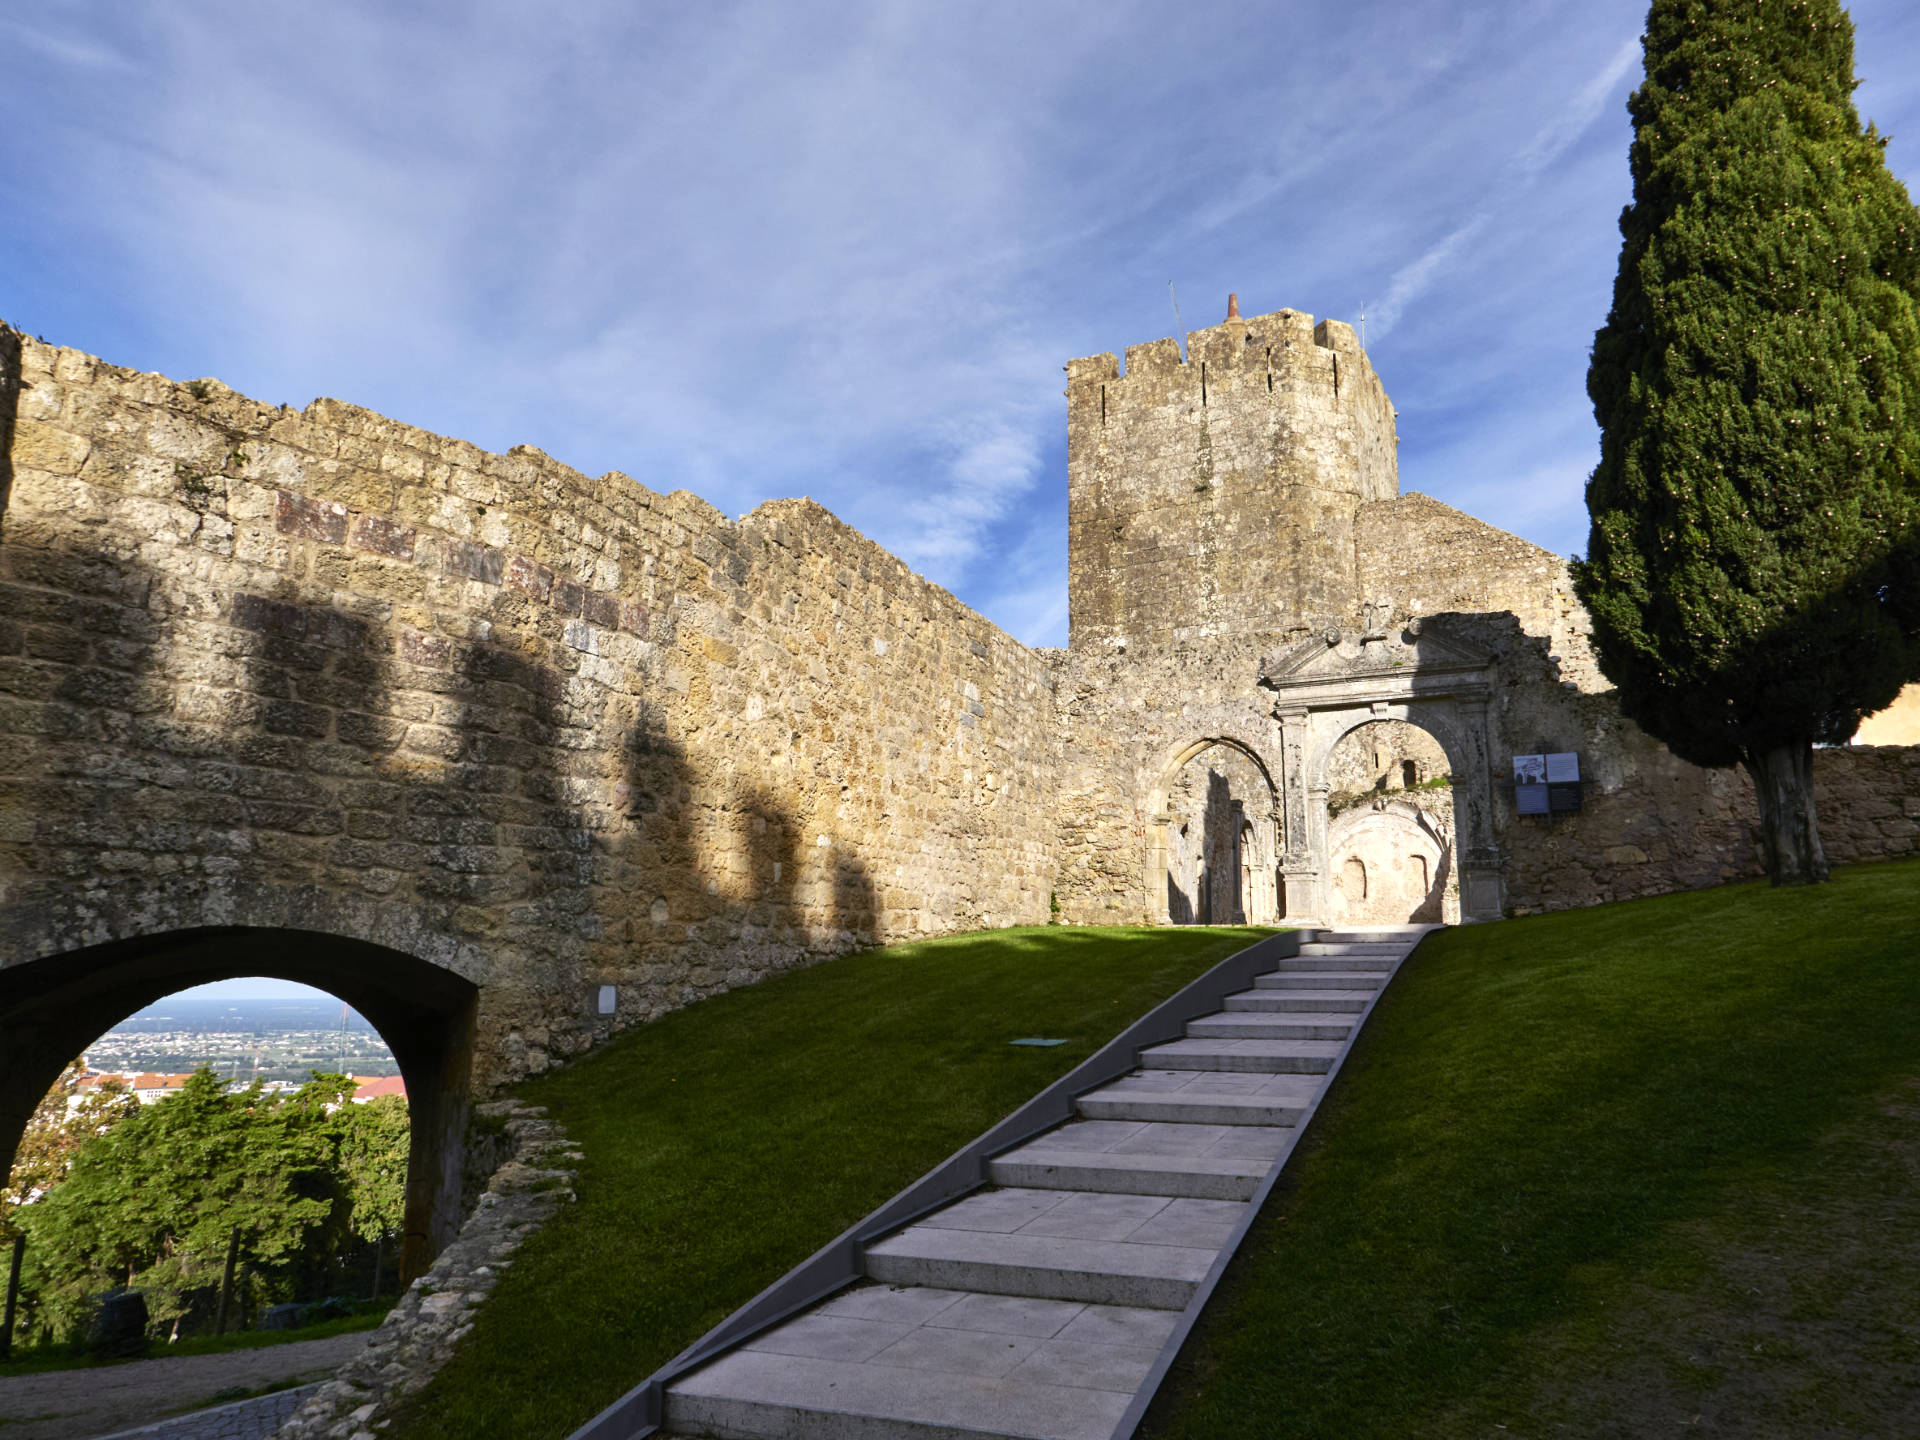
<box><xmin>1147</xmin><ymin>815</ymin><xmax>1172</xmax><ymax>925</ymax></box>
<box><xmin>1456</xmin><ymin>698</ymin><xmax>1505</xmax><ymax>921</ymax></box>
<box><xmin>1276</xmin><ymin>709</ymin><xmax>1321</xmax><ymax>924</ymax></box>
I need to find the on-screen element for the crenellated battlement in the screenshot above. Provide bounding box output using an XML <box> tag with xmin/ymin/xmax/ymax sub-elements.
<box><xmin>1066</xmin><ymin>300</ymin><xmax>1399</xmax><ymax>653</ymax></box>
<box><xmin>1064</xmin><ymin>308</ymin><xmax>1369</xmax><ymax>391</ymax></box>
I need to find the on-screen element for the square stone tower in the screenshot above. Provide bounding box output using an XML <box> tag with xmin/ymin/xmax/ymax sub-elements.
<box><xmin>1065</xmin><ymin>305</ymin><xmax>1398</xmax><ymax>653</ymax></box>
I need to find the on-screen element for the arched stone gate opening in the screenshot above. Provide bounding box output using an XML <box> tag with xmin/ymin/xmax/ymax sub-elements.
<box><xmin>1323</xmin><ymin>721</ymin><xmax>1458</xmax><ymax>925</ymax></box>
<box><xmin>1260</xmin><ymin>620</ymin><xmax>1505</xmax><ymax>924</ymax></box>
<box><xmin>1147</xmin><ymin>737</ymin><xmax>1281</xmax><ymax>926</ymax></box>
<box><xmin>0</xmin><ymin>928</ymin><xmax>478</xmax><ymax>1282</ymax></box>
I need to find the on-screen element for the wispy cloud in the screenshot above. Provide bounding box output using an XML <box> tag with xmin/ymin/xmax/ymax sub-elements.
<box><xmin>1366</xmin><ymin>32</ymin><xmax>1640</xmax><ymax>346</ymax></box>
<box><xmin>1370</xmin><ymin>215</ymin><xmax>1491</xmax><ymax>343</ymax></box>
<box><xmin>2</xmin><ymin>0</ymin><xmax>1916</xmax><ymax>644</ymax></box>
<box><xmin>0</xmin><ymin>17</ymin><xmax>131</xmax><ymax>70</ymax></box>
<box><xmin>1516</xmin><ymin>37</ymin><xmax>1643</xmax><ymax>179</ymax></box>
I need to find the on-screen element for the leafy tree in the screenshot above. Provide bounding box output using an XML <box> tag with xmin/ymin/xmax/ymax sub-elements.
<box><xmin>17</xmin><ymin>1070</ymin><xmax>353</xmax><ymax>1336</ymax></box>
<box><xmin>1576</xmin><ymin>0</ymin><xmax>1920</xmax><ymax>884</ymax></box>
<box><xmin>334</xmin><ymin>1093</ymin><xmax>410</xmax><ymax>1295</ymax></box>
<box><xmin>2</xmin><ymin>1061</ymin><xmax>140</xmax><ymax>1240</ymax></box>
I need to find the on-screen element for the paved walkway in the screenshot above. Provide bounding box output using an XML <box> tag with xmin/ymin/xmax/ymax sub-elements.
<box><xmin>0</xmin><ymin>1331</ymin><xmax>371</xmax><ymax>1440</ymax></box>
<box><xmin>665</xmin><ymin>928</ymin><xmax>1428</xmax><ymax>1439</ymax></box>
<box><xmin>92</xmin><ymin>1383</ymin><xmax>319</xmax><ymax>1440</ymax></box>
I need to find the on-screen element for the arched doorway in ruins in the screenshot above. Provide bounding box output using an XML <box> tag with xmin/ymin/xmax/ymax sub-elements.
<box><xmin>1260</xmin><ymin>619</ymin><xmax>1506</xmax><ymax>923</ymax></box>
<box><xmin>0</xmin><ymin>928</ymin><xmax>477</xmax><ymax>1283</ymax></box>
<box><xmin>1323</xmin><ymin>720</ymin><xmax>1458</xmax><ymax>925</ymax></box>
<box><xmin>1150</xmin><ymin>738</ymin><xmax>1281</xmax><ymax>926</ymax></box>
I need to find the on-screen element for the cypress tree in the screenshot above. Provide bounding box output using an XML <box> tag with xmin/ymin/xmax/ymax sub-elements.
<box><xmin>1576</xmin><ymin>0</ymin><xmax>1920</xmax><ymax>885</ymax></box>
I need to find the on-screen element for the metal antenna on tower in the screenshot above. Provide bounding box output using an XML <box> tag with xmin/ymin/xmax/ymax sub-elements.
<box><xmin>1169</xmin><ymin>282</ymin><xmax>1187</xmax><ymax>361</ymax></box>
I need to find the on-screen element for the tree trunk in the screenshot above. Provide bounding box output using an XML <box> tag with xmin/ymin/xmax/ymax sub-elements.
<box><xmin>1742</xmin><ymin>743</ymin><xmax>1830</xmax><ymax>886</ymax></box>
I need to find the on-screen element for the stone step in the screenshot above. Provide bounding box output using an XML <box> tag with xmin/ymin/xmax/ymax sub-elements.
<box><xmin>1275</xmin><ymin>957</ymin><xmax>1395</xmax><ymax>973</ymax></box>
<box><xmin>1297</xmin><ymin>941</ymin><xmax>1405</xmax><ymax>955</ymax></box>
<box><xmin>1186</xmin><ymin>1012</ymin><xmax>1354</xmax><ymax>1042</ymax></box>
<box><xmin>1256</xmin><ymin>971</ymin><xmax>1383</xmax><ymax>990</ymax></box>
<box><xmin>990</xmin><ymin>1120</ymin><xmax>1288</xmax><ymax>1197</ymax></box>
<box><xmin>1001</xmin><ymin>1117</ymin><xmax>1292</xmax><ymax>1158</ymax></box>
<box><xmin>1222</xmin><ymin>990</ymin><xmax>1371</xmax><ymax>1013</ymax></box>
<box><xmin>665</xmin><ymin>1286</ymin><xmax>1183</xmax><ymax>1440</ymax></box>
<box><xmin>864</xmin><ymin>1225</ymin><xmax>1215</xmax><ymax>1310</ymax></box>
<box><xmin>1076</xmin><ymin>1070</ymin><xmax>1319</xmax><ymax>1127</ymax></box>
<box><xmin>990</xmin><ymin>1146</ymin><xmax>1267</xmax><ymax>1201</ymax></box>
<box><xmin>666</xmin><ymin>1346</ymin><xmax>1132</xmax><ymax>1440</ymax></box>
<box><xmin>1137</xmin><ymin>1037</ymin><xmax>1344</xmax><ymax>1074</ymax></box>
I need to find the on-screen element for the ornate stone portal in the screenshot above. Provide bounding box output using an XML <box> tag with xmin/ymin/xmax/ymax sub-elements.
<box><xmin>1260</xmin><ymin>620</ymin><xmax>1505</xmax><ymax>924</ymax></box>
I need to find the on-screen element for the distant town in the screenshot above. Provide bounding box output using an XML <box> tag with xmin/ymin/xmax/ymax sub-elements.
<box><xmin>81</xmin><ymin>991</ymin><xmax>403</xmax><ymax>1098</ymax></box>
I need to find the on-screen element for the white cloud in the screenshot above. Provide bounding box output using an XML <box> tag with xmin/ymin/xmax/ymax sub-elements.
<box><xmin>3</xmin><ymin>0</ymin><xmax>1917</xmax><ymax>638</ymax></box>
<box><xmin>1369</xmin><ymin>215</ymin><xmax>1492</xmax><ymax>343</ymax></box>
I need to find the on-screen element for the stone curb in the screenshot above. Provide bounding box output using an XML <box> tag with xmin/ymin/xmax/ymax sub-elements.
<box><xmin>272</xmin><ymin>1101</ymin><xmax>580</xmax><ymax>1440</ymax></box>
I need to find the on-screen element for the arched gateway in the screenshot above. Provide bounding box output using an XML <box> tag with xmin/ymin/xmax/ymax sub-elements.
<box><xmin>1147</xmin><ymin>738</ymin><xmax>1281</xmax><ymax>926</ymax></box>
<box><xmin>1</xmin><ymin>920</ymin><xmax>479</xmax><ymax>1282</ymax></box>
<box><xmin>1259</xmin><ymin>619</ymin><xmax>1506</xmax><ymax>924</ymax></box>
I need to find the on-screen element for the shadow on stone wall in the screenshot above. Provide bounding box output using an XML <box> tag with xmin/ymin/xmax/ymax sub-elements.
<box><xmin>1166</xmin><ymin>761</ymin><xmax>1248</xmax><ymax>926</ymax></box>
<box><xmin>2</xmin><ymin>487</ymin><xmax>883</xmax><ymax>1274</ymax></box>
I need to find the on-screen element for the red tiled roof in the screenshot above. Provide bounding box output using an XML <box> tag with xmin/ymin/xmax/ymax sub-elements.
<box><xmin>351</xmin><ymin>1075</ymin><xmax>406</xmax><ymax>1101</ymax></box>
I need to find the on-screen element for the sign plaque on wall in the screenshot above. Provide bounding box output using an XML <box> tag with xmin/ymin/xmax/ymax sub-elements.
<box><xmin>1513</xmin><ymin>754</ymin><xmax>1549</xmax><ymax>815</ymax></box>
<box><xmin>1514</xmin><ymin>752</ymin><xmax>1582</xmax><ymax>815</ymax></box>
<box><xmin>1546</xmin><ymin>753</ymin><xmax>1582</xmax><ymax>812</ymax></box>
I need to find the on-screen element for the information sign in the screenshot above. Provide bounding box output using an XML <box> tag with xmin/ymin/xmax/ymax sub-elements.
<box><xmin>1513</xmin><ymin>754</ymin><xmax>1548</xmax><ymax>815</ymax></box>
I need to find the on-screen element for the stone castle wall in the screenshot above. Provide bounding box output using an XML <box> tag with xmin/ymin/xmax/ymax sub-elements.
<box><xmin>4</xmin><ymin>309</ymin><xmax>1916</xmax><ymax>1090</ymax></box>
<box><xmin>0</xmin><ymin>329</ymin><xmax>1054</xmax><ymax>1086</ymax></box>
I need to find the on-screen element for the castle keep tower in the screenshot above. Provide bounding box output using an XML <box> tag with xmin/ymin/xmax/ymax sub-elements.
<box><xmin>1066</xmin><ymin>305</ymin><xmax>1398</xmax><ymax>652</ymax></box>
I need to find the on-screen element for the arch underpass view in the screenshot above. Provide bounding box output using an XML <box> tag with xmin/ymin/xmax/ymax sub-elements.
<box><xmin>0</xmin><ymin>927</ymin><xmax>476</xmax><ymax>1286</ymax></box>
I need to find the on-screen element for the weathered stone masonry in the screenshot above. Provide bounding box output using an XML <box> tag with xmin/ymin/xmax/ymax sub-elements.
<box><xmin>5</xmin><ymin>306</ymin><xmax>1920</xmax><ymax>1271</ymax></box>
<box><xmin>0</xmin><ymin>324</ymin><xmax>1053</xmax><ymax>1265</ymax></box>
<box><xmin>1044</xmin><ymin>304</ymin><xmax>1920</xmax><ymax>927</ymax></box>
<box><xmin>0</xmin><ymin>325</ymin><xmax>1055</xmax><ymax>1056</ymax></box>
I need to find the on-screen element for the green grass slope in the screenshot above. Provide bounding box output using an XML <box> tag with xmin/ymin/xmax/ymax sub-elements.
<box><xmin>383</xmin><ymin>924</ymin><xmax>1272</xmax><ymax>1440</ymax></box>
<box><xmin>1142</xmin><ymin>858</ymin><xmax>1920</xmax><ymax>1440</ymax></box>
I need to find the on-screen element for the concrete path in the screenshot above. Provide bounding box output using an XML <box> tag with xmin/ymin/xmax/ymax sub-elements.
<box><xmin>664</xmin><ymin>928</ymin><xmax>1427</xmax><ymax>1439</ymax></box>
<box><xmin>0</xmin><ymin>1331</ymin><xmax>371</xmax><ymax>1440</ymax></box>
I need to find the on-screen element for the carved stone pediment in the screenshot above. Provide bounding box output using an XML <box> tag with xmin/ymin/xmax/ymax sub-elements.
<box><xmin>1258</xmin><ymin>622</ymin><xmax>1494</xmax><ymax>692</ymax></box>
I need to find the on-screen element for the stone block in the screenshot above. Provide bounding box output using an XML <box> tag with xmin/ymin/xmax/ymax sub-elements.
<box><xmin>276</xmin><ymin>489</ymin><xmax>349</xmax><ymax>544</ymax></box>
<box><xmin>349</xmin><ymin>512</ymin><xmax>416</xmax><ymax>560</ymax></box>
<box><xmin>441</xmin><ymin>537</ymin><xmax>505</xmax><ymax>585</ymax></box>
<box><xmin>12</xmin><ymin>419</ymin><xmax>90</xmax><ymax>475</ymax></box>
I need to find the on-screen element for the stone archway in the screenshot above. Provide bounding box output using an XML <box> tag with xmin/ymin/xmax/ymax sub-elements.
<box><xmin>1323</xmin><ymin>722</ymin><xmax>1458</xmax><ymax>924</ymax></box>
<box><xmin>1260</xmin><ymin>620</ymin><xmax>1505</xmax><ymax>923</ymax></box>
<box><xmin>1148</xmin><ymin>737</ymin><xmax>1281</xmax><ymax>926</ymax></box>
<box><xmin>0</xmin><ymin>927</ymin><xmax>479</xmax><ymax>1281</ymax></box>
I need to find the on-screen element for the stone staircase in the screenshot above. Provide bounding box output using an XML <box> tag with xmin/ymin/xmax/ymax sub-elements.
<box><xmin>661</xmin><ymin>929</ymin><xmax>1426</xmax><ymax>1440</ymax></box>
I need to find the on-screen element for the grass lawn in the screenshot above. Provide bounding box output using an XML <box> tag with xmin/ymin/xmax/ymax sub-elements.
<box><xmin>1141</xmin><ymin>857</ymin><xmax>1920</xmax><ymax>1439</ymax></box>
<box><xmin>381</xmin><ymin>924</ymin><xmax>1273</xmax><ymax>1440</ymax></box>
<box><xmin>0</xmin><ymin>1305</ymin><xmax>390</xmax><ymax>1378</ymax></box>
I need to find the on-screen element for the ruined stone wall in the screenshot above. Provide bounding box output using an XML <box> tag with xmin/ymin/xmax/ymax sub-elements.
<box><xmin>1066</xmin><ymin>308</ymin><xmax>1397</xmax><ymax>653</ymax></box>
<box><xmin>1355</xmin><ymin>492</ymin><xmax>1602</xmax><ymax>691</ymax></box>
<box><xmin>1048</xmin><ymin>639</ymin><xmax>1290</xmax><ymax>925</ymax></box>
<box><xmin>1052</xmin><ymin>337</ymin><xmax>1920</xmax><ymax>923</ymax></box>
<box><xmin>0</xmin><ymin>329</ymin><xmax>1055</xmax><ymax>1086</ymax></box>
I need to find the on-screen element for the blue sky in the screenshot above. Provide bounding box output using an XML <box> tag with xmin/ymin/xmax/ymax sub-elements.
<box><xmin>6</xmin><ymin>0</ymin><xmax>1918</xmax><ymax>665</ymax></box>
